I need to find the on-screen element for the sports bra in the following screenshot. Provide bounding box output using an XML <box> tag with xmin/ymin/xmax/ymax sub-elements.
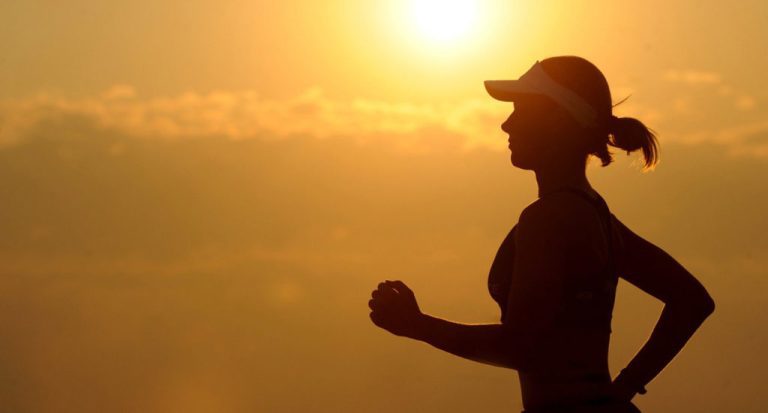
<box><xmin>487</xmin><ymin>187</ymin><xmax>619</xmax><ymax>333</ymax></box>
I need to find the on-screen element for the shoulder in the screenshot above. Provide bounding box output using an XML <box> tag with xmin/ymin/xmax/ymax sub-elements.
<box><xmin>514</xmin><ymin>192</ymin><xmax>608</xmax><ymax>270</ymax></box>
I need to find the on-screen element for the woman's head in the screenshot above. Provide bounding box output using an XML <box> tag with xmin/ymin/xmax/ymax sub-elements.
<box><xmin>487</xmin><ymin>56</ymin><xmax>659</xmax><ymax>171</ymax></box>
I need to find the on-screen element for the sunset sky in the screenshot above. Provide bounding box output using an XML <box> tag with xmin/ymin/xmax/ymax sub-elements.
<box><xmin>1</xmin><ymin>1</ymin><xmax>767</xmax><ymax>412</ymax></box>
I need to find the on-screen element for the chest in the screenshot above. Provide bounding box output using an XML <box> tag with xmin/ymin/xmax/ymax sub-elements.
<box><xmin>486</xmin><ymin>224</ymin><xmax>618</xmax><ymax>328</ymax></box>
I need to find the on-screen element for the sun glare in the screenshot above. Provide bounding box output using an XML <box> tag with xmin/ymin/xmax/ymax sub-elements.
<box><xmin>410</xmin><ymin>0</ymin><xmax>478</xmax><ymax>44</ymax></box>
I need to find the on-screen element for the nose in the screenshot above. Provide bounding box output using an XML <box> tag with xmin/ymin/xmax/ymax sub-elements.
<box><xmin>501</xmin><ymin>114</ymin><xmax>513</xmax><ymax>135</ymax></box>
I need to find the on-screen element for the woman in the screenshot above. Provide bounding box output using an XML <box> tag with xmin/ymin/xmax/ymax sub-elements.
<box><xmin>367</xmin><ymin>56</ymin><xmax>715</xmax><ymax>413</ymax></box>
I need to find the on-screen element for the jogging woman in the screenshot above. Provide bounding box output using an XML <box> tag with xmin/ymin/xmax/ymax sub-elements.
<box><xmin>368</xmin><ymin>56</ymin><xmax>715</xmax><ymax>413</ymax></box>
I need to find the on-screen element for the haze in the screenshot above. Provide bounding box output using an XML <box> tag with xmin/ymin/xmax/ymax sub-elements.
<box><xmin>0</xmin><ymin>1</ymin><xmax>766</xmax><ymax>412</ymax></box>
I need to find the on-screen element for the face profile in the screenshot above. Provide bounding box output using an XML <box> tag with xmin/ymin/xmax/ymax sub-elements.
<box><xmin>500</xmin><ymin>94</ymin><xmax>583</xmax><ymax>171</ymax></box>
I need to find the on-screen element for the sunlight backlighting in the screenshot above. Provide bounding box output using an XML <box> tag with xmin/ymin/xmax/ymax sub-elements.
<box><xmin>410</xmin><ymin>0</ymin><xmax>478</xmax><ymax>43</ymax></box>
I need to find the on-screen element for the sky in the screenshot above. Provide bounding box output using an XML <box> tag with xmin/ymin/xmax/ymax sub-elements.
<box><xmin>0</xmin><ymin>1</ymin><xmax>767</xmax><ymax>412</ymax></box>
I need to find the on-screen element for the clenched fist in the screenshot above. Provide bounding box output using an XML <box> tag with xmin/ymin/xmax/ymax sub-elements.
<box><xmin>368</xmin><ymin>280</ymin><xmax>424</xmax><ymax>339</ymax></box>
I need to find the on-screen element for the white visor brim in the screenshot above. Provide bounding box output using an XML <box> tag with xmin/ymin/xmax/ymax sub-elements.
<box><xmin>484</xmin><ymin>61</ymin><xmax>598</xmax><ymax>128</ymax></box>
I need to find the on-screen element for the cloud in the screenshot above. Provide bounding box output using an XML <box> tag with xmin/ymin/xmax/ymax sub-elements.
<box><xmin>1</xmin><ymin>79</ymin><xmax>768</xmax><ymax>159</ymax></box>
<box><xmin>708</xmin><ymin>120</ymin><xmax>768</xmax><ymax>157</ymax></box>
<box><xmin>735</xmin><ymin>95</ymin><xmax>757</xmax><ymax>111</ymax></box>
<box><xmin>672</xmin><ymin>119</ymin><xmax>768</xmax><ymax>157</ymax></box>
<box><xmin>665</xmin><ymin>70</ymin><xmax>722</xmax><ymax>85</ymax></box>
<box><xmin>101</xmin><ymin>84</ymin><xmax>138</xmax><ymax>100</ymax></box>
<box><xmin>0</xmin><ymin>86</ymin><xmax>510</xmax><ymax>152</ymax></box>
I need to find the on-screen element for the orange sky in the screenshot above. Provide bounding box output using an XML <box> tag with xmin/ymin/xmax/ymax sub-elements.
<box><xmin>0</xmin><ymin>1</ymin><xmax>766</xmax><ymax>412</ymax></box>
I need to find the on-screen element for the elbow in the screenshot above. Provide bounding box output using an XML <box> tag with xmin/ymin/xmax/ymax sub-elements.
<box><xmin>663</xmin><ymin>281</ymin><xmax>715</xmax><ymax>321</ymax></box>
<box><xmin>673</xmin><ymin>288</ymin><xmax>715</xmax><ymax>321</ymax></box>
<box><xmin>694</xmin><ymin>299</ymin><xmax>715</xmax><ymax>327</ymax></box>
<box><xmin>698</xmin><ymin>292</ymin><xmax>715</xmax><ymax>318</ymax></box>
<box><xmin>692</xmin><ymin>283</ymin><xmax>716</xmax><ymax>319</ymax></box>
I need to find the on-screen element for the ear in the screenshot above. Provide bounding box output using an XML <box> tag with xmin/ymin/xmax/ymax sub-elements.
<box><xmin>543</xmin><ymin>106</ymin><xmax>578</xmax><ymax>135</ymax></box>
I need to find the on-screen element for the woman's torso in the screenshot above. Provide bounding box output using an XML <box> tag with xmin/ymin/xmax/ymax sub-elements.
<box><xmin>487</xmin><ymin>187</ymin><xmax>629</xmax><ymax>410</ymax></box>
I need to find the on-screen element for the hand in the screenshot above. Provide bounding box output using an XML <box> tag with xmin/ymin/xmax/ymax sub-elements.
<box><xmin>368</xmin><ymin>280</ymin><xmax>424</xmax><ymax>338</ymax></box>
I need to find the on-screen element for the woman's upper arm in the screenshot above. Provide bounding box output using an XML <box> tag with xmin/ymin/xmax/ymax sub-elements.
<box><xmin>614</xmin><ymin>217</ymin><xmax>715</xmax><ymax>311</ymax></box>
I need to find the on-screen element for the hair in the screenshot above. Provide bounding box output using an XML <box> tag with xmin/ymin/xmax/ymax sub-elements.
<box><xmin>540</xmin><ymin>56</ymin><xmax>659</xmax><ymax>171</ymax></box>
<box><xmin>602</xmin><ymin>111</ymin><xmax>659</xmax><ymax>170</ymax></box>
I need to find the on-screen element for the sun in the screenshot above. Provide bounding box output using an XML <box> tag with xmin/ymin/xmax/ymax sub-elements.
<box><xmin>410</xmin><ymin>0</ymin><xmax>478</xmax><ymax>44</ymax></box>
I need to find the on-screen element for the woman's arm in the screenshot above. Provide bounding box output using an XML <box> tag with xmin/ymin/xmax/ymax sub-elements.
<box><xmin>376</xmin><ymin>198</ymin><xmax>593</xmax><ymax>372</ymax></box>
<box><xmin>611</xmin><ymin>217</ymin><xmax>716</xmax><ymax>396</ymax></box>
<box><xmin>410</xmin><ymin>315</ymin><xmax>523</xmax><ymax>369</ymax></box>
<box><xmin>369</xmin><ymin>282</ymin><xmax>531</xmax><ymax>370</ymax></box>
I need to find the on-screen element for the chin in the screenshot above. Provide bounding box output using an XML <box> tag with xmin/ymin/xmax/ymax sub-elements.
<box><xmin>510</xmin><ymin>154</ymin><xmax>535</xmax><ymax>171</ymax></box>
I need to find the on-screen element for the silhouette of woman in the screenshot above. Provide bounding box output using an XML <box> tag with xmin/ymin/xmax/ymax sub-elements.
<box><xmin>368</xmin><ymin>56</ymin><xmax>715</xmax><ymax>413</ymax></box>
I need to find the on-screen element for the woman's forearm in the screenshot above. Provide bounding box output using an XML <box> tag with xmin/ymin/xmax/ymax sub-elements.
<box><xmin>411</xmin><ymin>313</ymin><xmax>526</xmax><ymax>370</ymax></box>
<box><xmin>614</xmin><ymin>299</ymin><xmax>715</xmax><ymax>393</ymax></box>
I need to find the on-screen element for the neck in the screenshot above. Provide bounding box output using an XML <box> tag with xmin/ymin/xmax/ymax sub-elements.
<box><xmin>534</xmin><ymin>161</ymin><xmax>592</xmax><ymax>198</ymax></box>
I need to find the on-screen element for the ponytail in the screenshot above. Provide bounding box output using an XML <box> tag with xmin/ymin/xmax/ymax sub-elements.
<box><xmin>607</xmin><ymin>115</ymin><xmax>659</xmax><ymax>170</ymax></box>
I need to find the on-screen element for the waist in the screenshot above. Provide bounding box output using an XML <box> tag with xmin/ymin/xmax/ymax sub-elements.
<box><xmin>519</xmin><ymin>370</ymin><xmax>613</xmax><ymax>411</ymax></box>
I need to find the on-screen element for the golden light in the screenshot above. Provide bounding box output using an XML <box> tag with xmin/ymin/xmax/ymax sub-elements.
<box><xmin>409</xmin><ymin>0</ymin><xmax>478</xmax><ymax>44</ymax></box>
